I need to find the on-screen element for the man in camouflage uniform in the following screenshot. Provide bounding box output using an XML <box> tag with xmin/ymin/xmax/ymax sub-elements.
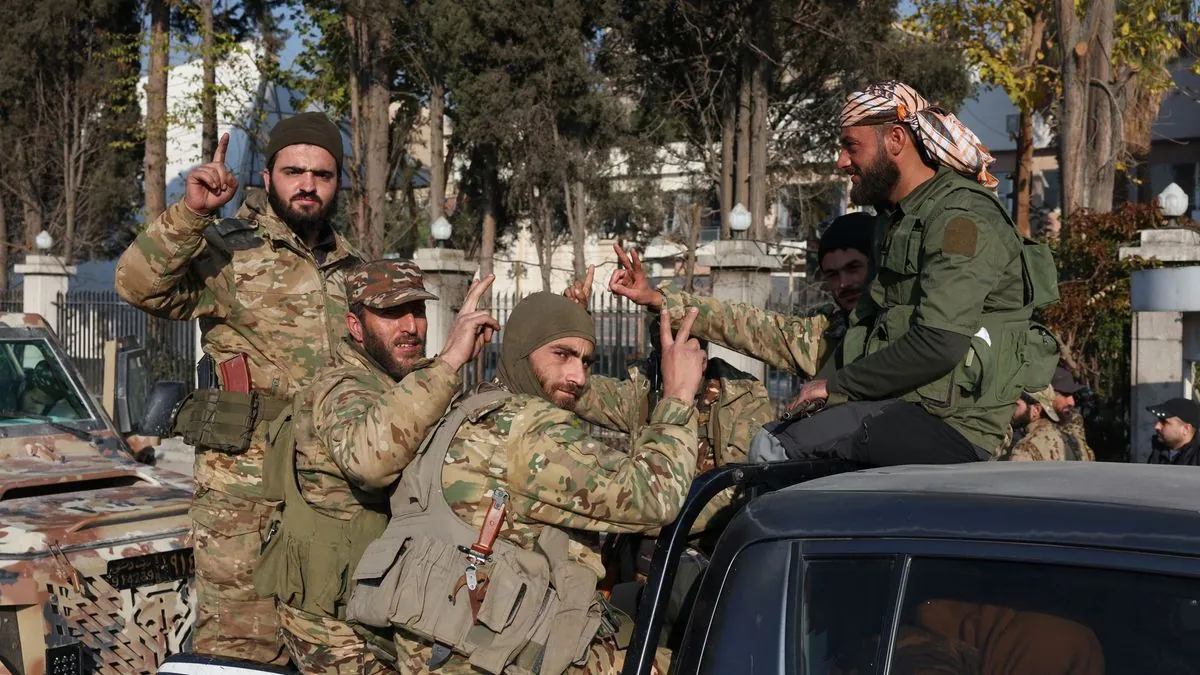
<box><xmin>684</xmin><ymin>81</ymin><xmax>1055</xmax><ymax>466</ymax></box>
<box><xmin>256</xmin><ymin>262</ymin><xmax>500</xmax><ymax>673</ymax></box>
<box><xmin>1050</xmin><ymin>366</ymin><xmax>1094</xmax><ymax>460</ymax></box>
<box><xmin>1003</xmin><ymin>387</ymin><xmax>1090</xmax><ymax>461</ymax></box>
<box><xmin>115</xmin><ymin>113</ymin><xmax>361</xmax><ymax>663</ymax></box>
<box><xmin>382</xmin><ymin>293</ymin><xmax>706</xmax><ymax>673</ymax></box>
<box><xmin>607</xmin><ymin>212</ymin><xmax>873</xmax><ymax>381</ymax></box>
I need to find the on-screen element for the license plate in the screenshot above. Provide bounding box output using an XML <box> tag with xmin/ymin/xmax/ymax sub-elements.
<box><xmin>103</xmin><ymin>548</ymin><xmax>194</xmax><ymax>590</ymax></box>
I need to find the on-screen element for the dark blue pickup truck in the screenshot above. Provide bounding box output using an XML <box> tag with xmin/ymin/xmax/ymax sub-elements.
<box><xmin>165</xmin><ymin>461</ymin><xmax>1200</xmax><ymax>674</ymax></box>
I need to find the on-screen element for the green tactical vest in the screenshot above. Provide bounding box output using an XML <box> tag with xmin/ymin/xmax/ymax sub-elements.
<box><xmin>253</xmin><ymin>406</ymin><xmax>389</xmax><ymax>619</ymax></box>
<box><xmin>839</xmin><ymin>173</ymin><xmax>1060</xmax><ymax>452</ymax></box>
<box><xmin>347</xmin><ymin>388</ymin><xmax>607</xmax><ymax>675</ymax></box>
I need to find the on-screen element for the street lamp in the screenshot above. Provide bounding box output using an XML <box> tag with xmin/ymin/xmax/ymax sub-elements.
<box><xmin>431</xmin><ymin>216</ymin><xmax>452</xmax><ymax>247</ymax></box>
<box><xmin>34</xmin><ymin>230</ymin><xmax>53</xmax><ymax>252</ymax></box>
<box><xmin>729</xmin><ymin>203</ymin><xmax>752</xmax><ymax>238</ymax></box>
<box><xmin>1159</xmin><ymin>183</ymin><xmax>1189</xmax><ymax>224</ymax></box>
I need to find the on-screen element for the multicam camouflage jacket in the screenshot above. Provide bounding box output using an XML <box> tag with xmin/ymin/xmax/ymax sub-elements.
<box><xmin>293</xmin><ymin>338</ymin><xmax>462</xmax><ymax>519</ymax></box>
<box><xmin>660</xmin><ymin>282</ymin><xmax>845</xmax><ymax>377</ymax></box>
<box><xmin>1057</xmin><ymin>408</ymin><xmax>1096</xmax><ymax>461</ymax></box>
<box><xmin>441</xmin><ymin>389</ymin><xmax>699</xmax><ymax>581</ymax></box>
<box><xmin>114</xmin><ymin>191</ymin><xmax>362</xmax><ymax>498</ymax></box>
<box><xmin>1005</xmin><ymin>417</ymin><xmax>1089</xmax><ymax>462</ymax></box>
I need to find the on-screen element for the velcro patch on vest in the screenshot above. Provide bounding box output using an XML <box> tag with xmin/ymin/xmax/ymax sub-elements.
<box><xmin>941</xmin><ymin>217</ymin><xmax>978</xmax><ymax>257</ymax></box>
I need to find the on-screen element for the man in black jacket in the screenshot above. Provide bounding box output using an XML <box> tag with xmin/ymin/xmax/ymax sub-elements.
<box><xmin>1147</xmin><ymin>398</ymin><xmax>1200</xmax><ymax>465</ymax></box>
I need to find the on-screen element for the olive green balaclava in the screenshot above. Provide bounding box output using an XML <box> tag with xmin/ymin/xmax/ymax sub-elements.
<box><xmin>498</xmin><ymin>292</ymin><xmax>596</xmax><ymax>402</ymax></box>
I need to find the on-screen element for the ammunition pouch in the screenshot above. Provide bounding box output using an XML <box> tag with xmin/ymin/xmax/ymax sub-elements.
<box><xmin>171</xmin><ymin>388</ymin><xmax>288</xmax><ymax>454</ymax></box>
<box><xmin>348</xmin><ymin>389</ymin><xmax>605</xmax><ymax>675</ymax></box>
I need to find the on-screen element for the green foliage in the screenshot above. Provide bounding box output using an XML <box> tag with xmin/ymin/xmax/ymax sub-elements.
<box><xmin>1040</xmin><ymin>203</ymin><xmax>1164</xmax><ymax>460</ymax></box>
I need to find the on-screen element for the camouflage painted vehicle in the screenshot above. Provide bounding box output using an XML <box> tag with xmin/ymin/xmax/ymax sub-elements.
<box><xmin>0</xmin><ymin>314</ymin><xmax>195</xmax><ymax>675</ymax></box>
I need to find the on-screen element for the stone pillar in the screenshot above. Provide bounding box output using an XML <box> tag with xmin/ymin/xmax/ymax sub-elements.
<box><xmin>413</xmin><ymin>247</ymin><xmax>477</xmax><ymax>357</ymax></box>
<box><xmin>697</xmin><ymin>240</ymin><xmax>781</xmax><ymax>380</ymax></box>
<box><xmin>1121</xmin><ymin>230</ymin><xmax>1200</xmax><ymax>461</ymax></box>
<box><xmin>14</xmin><ymin>254</ymin><xmax>76</xmax><ymax>334</ymax></box>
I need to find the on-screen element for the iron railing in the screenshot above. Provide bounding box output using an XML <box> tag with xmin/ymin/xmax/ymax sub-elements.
<box><xmin>56</xmin><ymin>291</ymin><xmax>197</xmax><ymax>396</ymax></box>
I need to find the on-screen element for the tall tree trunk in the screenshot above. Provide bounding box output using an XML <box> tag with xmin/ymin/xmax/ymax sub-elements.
<box><xmin>144</xmin><ymin>0</ymin><xmax>169</xmax><ymax>221</ymax></box>
<box><xmin>1013</xmin><ymin>9</ymin><xmax>1047</xmax><ymax>238</ymax></box>
<box><xmin>200</xmin><ymin>0</ymin><xmax>218</xmax><ymax>162</ymax></box>
<box><xmin>1014</xmin><ymin>109</ymin><xmax>1034</xmax><ymax>238</ymax></box>
<box><xmin>684</xmin><ymin>202</ymin><xmax>701</xmax><ymax>292</ymax></box>
<box><xmin>363</xmin><ymin>21</ymin><xmax>391</xmax><ymax>258</ymax></box>
<box><xmin>534</xmin><ymin>197</ymin><xmax>553</xmax><ymax>291</ymax></box>
<box><xmin>749</xmin><ymin>58</ymin><xmax>768</xmax><ymax>241</ymax></box>
<box><xmin>1085</xmin><ymin>0</ymin><xmax>1116</xmax><ymax>213</ymax></box>
<box><xmin>734</xmin><ymin>63</ymin><xmax>751</xmax><ymax>211</ymax></box>
<box><xmin>480</xmin><ymin>171</ymin><xmax>497</xmax><ymax>282</ymax></box>
<box><xmin>346</xmin><ymin>12</ymin><xmax>368</xmax><ymax>248</ymax></box>
<box><xmin>1055</xmin><ymin>0</ymin><xmax>1087</xmax><ymax>222</ymax></box>
<box><xmin>720</xmin><ymin>94</ymin><xmax>734</xmax><ymax>239</ymax></box>
<box><xmin>429</xmin><ymin>80</ymin><xmax>445</xmax><ymax>222</ymax></box>
<box><xmin>564</xmin><ymin>180</ymin><xmax>587</xmax><ymax>280</ymax></box>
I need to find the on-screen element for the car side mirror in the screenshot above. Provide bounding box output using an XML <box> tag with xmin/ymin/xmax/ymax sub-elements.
<box><xmin>141</xmin><ymin>381</ymin><xmax>187</xmax><ymax>437</ymax></box>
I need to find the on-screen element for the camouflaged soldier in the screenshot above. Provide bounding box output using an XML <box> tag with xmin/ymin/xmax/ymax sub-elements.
<box><xmin>115</xmin><ymin>114</ymin><xmax>362</xmax><ymax>663</ymax></box>
<box><xmin>1003</xmin><ymin>387</ymin><xmax>1089</xmax><ymax>462</ymax></box>
<box><xmin>608</xmin><ymin>212</ymin><xmax>873</xmax><ymax>381</ymax></box>
<box><xmin>742</xmin><ymin>81</ymin><xmax>1058</xmax><ymax>466</ymax></box>
<box><xmin>347</xmin><ymin>293</ymin><xmax>707</xmax><ymax>674</ymax></box>
<box><xmin>254</xmin><ymin>262</ymin><xmax>500</xmax><ymax>674</ymax></box>
<box><xmin>1050</xmin><ymin>366</ymin><xmax>1095</xmax><ymax>461</ymax></box>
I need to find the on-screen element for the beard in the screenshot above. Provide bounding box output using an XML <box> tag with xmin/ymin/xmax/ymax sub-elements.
<box><xmin>532</xmin><ymin>362</ymin><xmax>584</xmax><ymax>411</ymax></box>
<box><xmin>361</xmin><ymin>327</ymin><xmax>424</xmax><ymax>381</ymax></box>
<box><xmin>848</xmin><ymin>149</ymin><xmax>901</xmax><ymax>207</ymax></box>
<box><xmin>267</xmin><ymin>182</ymin><xmax>338</xmax><ymax>237</ymax></box>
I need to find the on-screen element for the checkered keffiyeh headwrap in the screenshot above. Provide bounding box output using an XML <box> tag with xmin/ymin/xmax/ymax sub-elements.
<box><xmin>840</xmin><ymin>81</ymin><xmax>999</xmax><ymax>189</ymax></box>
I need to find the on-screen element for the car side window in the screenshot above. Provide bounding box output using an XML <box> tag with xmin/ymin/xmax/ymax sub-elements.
<box><xmin>798</xmin><ymin>558</ymin><xmax>897</xmax><ymax>675</ymax></box>
<box><xmin>697</xmin><ymin>540</ymin><xmax>792</xmax><ymax>674</ymax></box>
<box><xmin>894</xmin><ymin>557</ymin><xmax>1200</xmax><ymax>675</ymax></box>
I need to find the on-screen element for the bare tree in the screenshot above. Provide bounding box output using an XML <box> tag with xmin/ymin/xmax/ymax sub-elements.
<box><xmin>144</xmin><ymin>0</ymin><xmax>169</xmax><ymax>220</ymax></box>
<box><xmin>200</xmin><ymin>0</ymin><xmax>218</xmax><ymax>161</ymax></box>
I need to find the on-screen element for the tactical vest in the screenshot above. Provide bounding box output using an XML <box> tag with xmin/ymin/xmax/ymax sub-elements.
<box><xmin>347</xmin><ymin>389</ymin><xmax>605</xmax><ymax>675</ymax></box>
<box><xmin>840</xmin><ymin>176</ymin><xmax>1060</xmax><ymax>424</ymax></box>
<box><xmin>253</xmin><ymin>407</ymin><xmax>389</xmax><ymax>619</ymax></box>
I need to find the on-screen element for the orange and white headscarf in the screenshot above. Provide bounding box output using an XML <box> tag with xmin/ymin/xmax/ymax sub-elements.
<box><xmin>840</xmin><ymin>81</ymin><xmax>999</xmax><ymax>190</ymax></box>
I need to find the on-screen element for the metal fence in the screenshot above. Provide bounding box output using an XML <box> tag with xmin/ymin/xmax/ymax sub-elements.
<box><xmin>462</xmin><ymin>292</ymin><xmax>652</xmax><ymax>388</ymax></box>
<box><xmin>0</xmin><ymin>288</ymin><xmax>20</xmax><ymax>312</ymax></box>
<box><xmin>56</xmin><ymin>291</ymin><xmax>197</xmax><ymax>396</ymax></box>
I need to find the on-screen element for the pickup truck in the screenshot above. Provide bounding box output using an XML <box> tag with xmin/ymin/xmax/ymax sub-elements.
<box><xmin>164</xmin><ymin>460</ymin><xmax>1200</xmax><ymax>674</ymax></box>
<box><xmin>0</xmin><ymin>313</ymin><xmax>193</xmax><ymax>675</ymax></box>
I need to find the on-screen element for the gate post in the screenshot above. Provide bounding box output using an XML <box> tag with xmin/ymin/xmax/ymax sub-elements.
<box><xmin>14</xmin><ymin>254</ymin><xmax>76</xmax><ymax>334</ymax></box>
<box><xmin>699</xmin><ymin>240</ymin><xmax>781</xmax><ymax>380</ymax></box>
<box><xmin>413</xmin><ymin>247</ymin><xmax>477</xmax><ymax>358</ymax></box>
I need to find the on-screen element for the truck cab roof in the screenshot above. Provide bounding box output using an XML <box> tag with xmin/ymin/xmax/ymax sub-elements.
<box><xmin>732</xmin><ymin>462</ymin><xmax>1200</xmax><ymax>558</ymax></box>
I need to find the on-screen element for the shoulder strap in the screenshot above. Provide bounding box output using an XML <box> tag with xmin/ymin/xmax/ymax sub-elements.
<box><xmin>393</xmin><ymin>388</ymin><xmax>513</xmax><ymax>515</ymax></box>
<box><xmin>202</xmin><ymin>217</ymin><xmax>260</xmax><ymax>257</ymax></box>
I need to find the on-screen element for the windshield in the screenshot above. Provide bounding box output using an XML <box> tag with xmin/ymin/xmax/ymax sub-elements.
<box><xmin>0</xmin><ymin>338</ymin><xmax>93</xmax><ymax>424</ymax></box>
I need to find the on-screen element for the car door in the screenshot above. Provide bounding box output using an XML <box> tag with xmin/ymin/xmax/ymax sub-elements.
<box><xmin>679</xmin><ymin>538</ymin><xmax>1200</xmax><ymax>675</ymax></box>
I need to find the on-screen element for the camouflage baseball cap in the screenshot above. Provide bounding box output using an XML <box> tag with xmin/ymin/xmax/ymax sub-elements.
<box><xmin>1023</xmin><ymin>385</ymin><xmax>1060</xmax><ymax>422</ymax></box>
<box><xmin>347</xmin><ymin>260</ymin><xmax>438</xmax><ymax>309</ymax></box>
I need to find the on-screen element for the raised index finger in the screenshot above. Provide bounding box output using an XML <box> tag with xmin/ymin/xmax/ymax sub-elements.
<box><xmin>584</xmin><ymin>264</ymin><xmax>595</xmax><ymax>289</ymax></box>
<box><xmin>658</xmin><ymin>309</ymin><xmax>673</xmax><ymax>348</ymax></box>
<box><xmin>213</xmin><ymin>132</ymin><xmax>230</xmax><ymax>165</ymax></box>
<box><xmin>461</xmin><ymin>274</ymin><xmax>495</xmax><ymax>314</ymax></box>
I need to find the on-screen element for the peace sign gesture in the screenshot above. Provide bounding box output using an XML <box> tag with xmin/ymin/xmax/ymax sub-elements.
<box><xmin>608</xmin><ymin>243</ymin><xmax>662</xmax><ymax>310</ymax></box>
<box><xmin>659</xmin><ymin>307</ymin><xmax>706</xmax><ymax>403</ymax></box>
<box><xmin>440</xmin><ymin>274</ymin><xmax>501</xmax><ymax>371</ymax></box>
<box><xmin>185</xmin><ymin>132</ymin><xmax>239</xmax><ymax>216</ymax></box>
